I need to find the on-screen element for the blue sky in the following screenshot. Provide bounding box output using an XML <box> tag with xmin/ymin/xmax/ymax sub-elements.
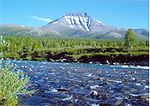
<box><xmin>0</xmin><ymin>0</ymin><xmax>149</xmax><ymax>28</ymax></box>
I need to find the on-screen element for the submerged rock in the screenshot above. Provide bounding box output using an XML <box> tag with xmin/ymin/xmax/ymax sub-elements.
<box><xmin>99</xmin><ymin>103</ymin><xmax>111</xmax><ymax>106</ymax></box>
<box><xmin>57</xmin><ymin>87</ymin><xmax>68</xmax><ymax>92</ymax></box>
<box><xmin>122</xmin><ymin>79</ymin><xmax>128</xmax><ymax>84</ymax></box>
<box><xmin>114</xmin><ymin>99</ymin><xmax>123</xmax><ymax>106</ymax></box>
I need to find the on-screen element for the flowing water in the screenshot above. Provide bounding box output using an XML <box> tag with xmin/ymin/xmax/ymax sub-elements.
<box><xmin>3</xmin><ymin>60</ymin><xmax>149</xmax><ymax>106</ymax></box>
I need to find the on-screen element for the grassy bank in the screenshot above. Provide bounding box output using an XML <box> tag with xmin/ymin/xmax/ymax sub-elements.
<box><xmin>1</xmin><ymin>47</ymin><xmax>149</xmax><ymax>65</ymax></box>
<box><xmin>0</xmin><ymin>35</ymin><xmax>149</xmax><ymax>65</ymax></box>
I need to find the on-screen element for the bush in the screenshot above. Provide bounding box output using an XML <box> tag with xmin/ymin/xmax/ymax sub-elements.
<box><xmin>3</xmin><ymin>52</ymin><xmax>20</xmax><ymax>60</ymax></box>
<box><xmin>0</xmin><ymin>63</ymin><xmax>30</xmax><ymax>106</ymax></box>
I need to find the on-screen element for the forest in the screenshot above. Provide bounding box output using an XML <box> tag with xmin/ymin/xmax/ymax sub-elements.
<box><xmin>0</xmin><ymin>29</ymin><xmax>149</xmax><ymax>65</ymax></box>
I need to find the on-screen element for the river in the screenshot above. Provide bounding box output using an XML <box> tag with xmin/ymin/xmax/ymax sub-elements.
<box><xmin>2</xmin><ymin>60</ymin><xmax>149</xmax><ymax>106</ymax></box>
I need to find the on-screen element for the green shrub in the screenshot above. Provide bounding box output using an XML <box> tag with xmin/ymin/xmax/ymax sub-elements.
<box><xmin>0</xmin><ymin>64</ymin><xmax>30</xmax><ymax>106</ymax></box>
<box><xmin>3</xmin><ymin>52</ymin><xmax>20</xmax><ymax>60</ymax></box>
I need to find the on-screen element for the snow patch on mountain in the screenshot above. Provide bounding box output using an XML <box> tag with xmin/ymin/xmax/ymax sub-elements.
<box><xmin>64</xmin><ymin>12</ymin><xmax>90</xmax><ymax>31</ymax></box>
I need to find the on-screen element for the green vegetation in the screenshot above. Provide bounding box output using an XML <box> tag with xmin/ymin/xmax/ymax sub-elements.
<box><xmin>0</xmin><ymin>63</ymin><xmax>31</xmax><ymax>106</ymax></box>
<box><xmin>125</xmin><ymin>29</ymin><xmax>136</xmax><ymax>49</ymax></box>
<box><xmin>0</xmin><ymin>31</ymin><xmax>148</xmax><ymax>63</ymax></box>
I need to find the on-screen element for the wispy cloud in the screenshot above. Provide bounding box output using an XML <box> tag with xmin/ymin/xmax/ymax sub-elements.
<box><xmin>31</xmin><ymin>16</ymin><xmax>52</xmax><ymax>22</ymax></box>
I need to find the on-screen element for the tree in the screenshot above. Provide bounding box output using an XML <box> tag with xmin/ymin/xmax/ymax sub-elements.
<box><xmin>125</xmin><ymin>29</ymin><xmax>136</xmax><ymax>49</ymax></box>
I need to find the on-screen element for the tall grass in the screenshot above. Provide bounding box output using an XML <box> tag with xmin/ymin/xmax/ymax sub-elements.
<box><xmin>0</xmin><ymin>61</ymin><xmax>31</xmax><ymax>106</ymax></box>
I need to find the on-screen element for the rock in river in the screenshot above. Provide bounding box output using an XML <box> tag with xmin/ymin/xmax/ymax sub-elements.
<box><xmin>89</xmin><ymin>91</ymin><xmax>98</xmax><ymax>97</ymax></box>
<box><xmin>57</xmin><ymin>87</ymin><xmax>68</xmax><ymax>92</ymax></box>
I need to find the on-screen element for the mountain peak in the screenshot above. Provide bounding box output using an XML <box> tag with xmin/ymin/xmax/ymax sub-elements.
<box><xmin>62</xmin><ymin>12</ymin><xmax>91</xmax><ymax>31</ymax></box>
<box><xmin>65</xmin><ymin>12</ymin><xmax>88</xmax><ymax>17</ymax></box>
<box><xmin>44</xmin><ymin>12</ymin><xmax>115</xmax><ymax>32</ymax></box>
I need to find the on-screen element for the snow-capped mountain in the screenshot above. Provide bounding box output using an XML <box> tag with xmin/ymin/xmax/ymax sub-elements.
<box><xmin>41</xmin><ymin>12</ymin><xmax>118</xmax><ymax>36</ymax></box>
<box><xmin>46</xmin><ymin>12</ymin><xmax>115</xmax><ymax>32</ymax></box>
<box><xmin>0</xmin><ymin>12</ymin><xmax>148</xmax><ymax>39</ymax></box>
<box><xmin>41</xmin><ymin>12</ymin><xmax>148</xmax><ymax>39</ymax></box>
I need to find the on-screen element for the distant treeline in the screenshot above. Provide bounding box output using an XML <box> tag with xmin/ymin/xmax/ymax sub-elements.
<box><xmin>0</xmin><ymin>34</ymin><xmax>149</xmax><ymax>65</ymax></box>
<box><xmin>0</xmin><ymin>35</ymin><xmax>148</xmax><ymax>52</ymax></box>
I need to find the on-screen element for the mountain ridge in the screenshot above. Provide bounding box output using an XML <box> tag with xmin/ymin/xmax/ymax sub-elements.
<box><xmin>0</xmin><ymin>12</ymin><xmax>149</xmax><ymax>39</ymax></box>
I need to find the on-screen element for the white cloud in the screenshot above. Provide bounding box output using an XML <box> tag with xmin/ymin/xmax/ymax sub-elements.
<box><xmin>31</xmin><ymin>16</ymin><xmax>53</xmax><ymax>22</ymax></box>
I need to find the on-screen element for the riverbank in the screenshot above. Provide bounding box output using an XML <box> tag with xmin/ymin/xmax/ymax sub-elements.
<box><xmin>1</xmin><ymin>36</ymin><xmax>149</xmax><ymax>66</ymax></box>
<box><xmin>1</xmin><ymin>48</ymin><xmax>149</xmax><ymax>66</ymax></box>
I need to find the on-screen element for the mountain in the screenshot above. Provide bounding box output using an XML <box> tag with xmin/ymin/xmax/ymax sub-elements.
<box><xmin>42</xmin><ymin>13</ymin><xmax>115</xmax><ymax>32</ymax></box>
<box><xmin>0</xmin><ymin>12</ymin><xmax>149</xmax><ymax>39</ymax></box>
<box><xmin>41</xmin><ymin>12</ymin><xmax>123</xmax><ymax>38</ymax></box>
<box><xmin>133</xmin><ymin>28</ymin><xmax>149</xmax><ymax>37</ymax></box>
<box><xmin>41</xmin><ymin>12</ymin><xmax>148</xmax><ymax>39</ymax></box>
<box><xmin>0</xmin><ymin>24</ymin><xmax>61</xmax><ymax>37</ymax></box>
